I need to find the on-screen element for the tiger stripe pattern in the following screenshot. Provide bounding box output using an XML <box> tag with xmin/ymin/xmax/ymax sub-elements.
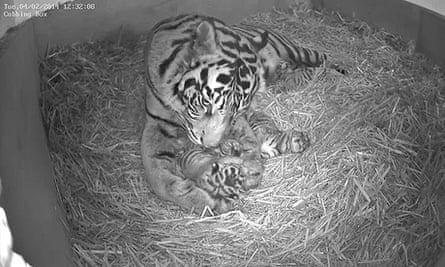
<box><xmin>145</xmin><ymin>14</ymin><xmax>266</xmax><ymax>148</ymax></box>
<box><xmin>245</xmin><ymin>111</ymin><xmax>310</xmax><ymax>159</ymax></box>
<box><xmin>222</xmin><ymin>111</ymin><xmax>310</xmax><ymax>159</ymax></box>
<box><xmin>231</xmin><ymin>23</ymin><xmax>346</xmax><ymax>83</ymax></box>
<box><xmin>176</xmin><ymin>145</ymin><xmax>263</xmax><ymax>200</ymax></box>
<box><xmin>142</xmin><ymin>14</ymin><xmax>341</xmax><ymax>213</ymax></box>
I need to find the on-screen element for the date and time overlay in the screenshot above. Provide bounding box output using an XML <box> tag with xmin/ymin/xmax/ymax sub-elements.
<box><xmin>3</xmin><ymin>2</ymin><xmax>95</xmax><ymax>19</ymax></box>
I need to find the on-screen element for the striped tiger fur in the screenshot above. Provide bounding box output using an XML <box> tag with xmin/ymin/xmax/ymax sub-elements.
<box><xmin>176</xmin><ymin>145</ymin><xmax>263</xmax><ymax>200</ymax></box>
<box><xmin>223</xmin><ymin>111</ymin><xmax>310</xmax><ymax>159</ymax></box>
<box><xmin>142</xmin><ymin>14</ymin><xmax>341</xmax><ymax>213</ymax></box>
<box><xmin>277</xmin><ymin>61</ymin><xmax>325</xmax><ymax>88</ymax></box>
<box><xmin>245</xmin><ymin>111</ymin><xmax>309</xmax><ymax>159</ymax></box>
<box><xmin>231</xmin><ymin>23</ymin><xmax>346</xmax><ymax>83</ymax></box>
<box><xmin>144</xmin><ymin>14</ymin><xmax>341</xmax><ymax>148</ymax></box>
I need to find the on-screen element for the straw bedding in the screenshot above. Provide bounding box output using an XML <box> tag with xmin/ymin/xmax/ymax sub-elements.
<box><xmin>39</xmin><ymin>6</ymin><xmax>445</xmax><ymax>267</ymax></box>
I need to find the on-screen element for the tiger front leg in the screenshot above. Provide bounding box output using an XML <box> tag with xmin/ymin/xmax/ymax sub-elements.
<box><xmin>246</xmin><ymin>110</ymin><xmax>310</xmax><ymax>159</ymax></box>
<box><xmin>141</xmin><ymin>117</ymin><xmax>232</xmax><ymax>215</ymax></box>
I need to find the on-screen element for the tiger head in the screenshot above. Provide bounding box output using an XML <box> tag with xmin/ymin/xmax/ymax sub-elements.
<box><xmin>173</xmin><ymin>20</ymin><xmax>266</xmax><ymax>148</ymax></box>
<box><xmin>176</xmin><ymin>59</ymin><xmax>237</xmax><ymax>147</ymax></box>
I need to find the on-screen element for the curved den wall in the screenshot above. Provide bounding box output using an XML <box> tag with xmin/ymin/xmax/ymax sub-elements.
<box><xmin>0</xmin><ymin>0</ymin><xmax>289</xmax><ymax>266</ymax></box>
<box><xmin>315</xmin><ymin>0</ymin><xmax>445</xmax><ymax>73</ymax></box>
<box><xmin>1</xmin><ymin>0</ymin><xmax>445</xmax><ymax>266</ymax></box>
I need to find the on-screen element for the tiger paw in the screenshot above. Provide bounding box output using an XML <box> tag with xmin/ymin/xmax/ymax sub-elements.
<box><xmin>198</xmin><ymin>156</ymin><xmax>265</xmax><ymax>200</ymax></box>
<box><xmin>198</xmin><ymin>157</ymin><xmax>245</xmax><ymax>200</ymax></box>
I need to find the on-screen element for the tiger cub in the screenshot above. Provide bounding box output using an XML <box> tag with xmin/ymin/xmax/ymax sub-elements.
<box><xmin>176</xmin><ymin>115</ymin><xmax>265</xmax><ymax>201</ymax></box>
<box><xmin>142</xmin><ymin>14</ymin><xmax>339</xmax><ymax>214</ymax></box>
<box><xmin>142</xmin><ymin>117</ymin><xmax>235</xmax><ymax>214</ymax></box>
<box><xmin>176</xmin><ymin>146</ymin><xmax>264</xmax><ymax>202</ymax></box>
<box><xmin>222</xmin><ymin>111</ymin><xmax>310</xmax><ymax>160</ymax></box>
<box><xmin>171</xmin><ymin>109</ymin><xmax>310</xmax><ymax>210</ymax></box>
<box><xmin>144</xmin><ymin>115</ymin><xmax>264</xmax><ymax>214</ymax></box>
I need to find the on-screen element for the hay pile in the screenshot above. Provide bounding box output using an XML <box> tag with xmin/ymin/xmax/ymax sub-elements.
<box><xmin>40</xmin><ymin>6</ymin><xmax>445</xmax><ymax>266</ymax></box>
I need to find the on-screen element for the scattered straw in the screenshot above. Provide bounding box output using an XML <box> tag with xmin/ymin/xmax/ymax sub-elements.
<box><xmin>40</xmin><ymin>5</ymin><xmax>445</xmax><ymax>266</ymax></box>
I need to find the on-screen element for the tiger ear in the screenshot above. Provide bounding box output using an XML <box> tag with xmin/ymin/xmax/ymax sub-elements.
<box><xmin>194</xmin><ymin>20</ymin><xmax>218</xmax><ymax>53</ymax></box>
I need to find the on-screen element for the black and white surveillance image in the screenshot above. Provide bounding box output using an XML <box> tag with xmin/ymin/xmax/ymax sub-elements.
<box><xmin>0</xmin><ymin>0</ymin><xmax>444</xmax><ymax>266</ymax></box>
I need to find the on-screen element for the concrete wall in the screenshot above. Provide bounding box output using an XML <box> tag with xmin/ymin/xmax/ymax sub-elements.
<box><xmin>0</xmin><ymin>20</ymin><xmax>73</xmax><ymax>267</ymax></box>
<box><xmin>407</xmin><ymin>0</ymin><xmax>445</xmax><ymax>16</ymax></box>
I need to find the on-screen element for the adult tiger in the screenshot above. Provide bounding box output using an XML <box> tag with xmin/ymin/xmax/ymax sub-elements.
<box><xmin>142</xmin><ymin>14</ymin><xmax>340</xmax><ymax>213</ymax></box>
